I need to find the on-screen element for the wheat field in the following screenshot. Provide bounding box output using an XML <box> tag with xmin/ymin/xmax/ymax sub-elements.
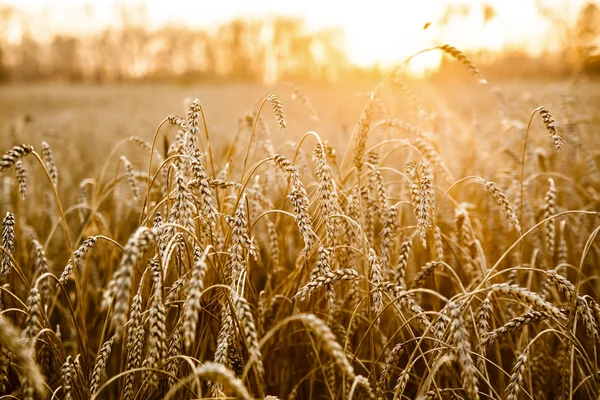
<box><xmin>0</xmin><ymin>47</ymin><xmax>600</xmax><ymax>400</ymax></box>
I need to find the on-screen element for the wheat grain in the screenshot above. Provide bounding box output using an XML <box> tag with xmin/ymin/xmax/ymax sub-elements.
<box><xmin>107</xmin><ymin>227</ymin><xmax>156</xmax><ymax>335</ymax></box>
<box><xmin>234</xmin><ymin>294</ymin><xmax>265</xmax><ymax>382</ymax></box>
<box><xmin>538</xmin><ymin>107</ymin><xmax>563</xmax><ymax>151</ymax></box>
<box><xmin>448</xmin><ymin>302</ymin><xmax>478</xmax><ymax>400</ymax></box>
<box><xmin>483</xmin><ymin>180</ymin><xmax>521</xmax><ymax>233</ymax></box>
<box><xmin>143</xmin><ymin>260</ymin><xmax>167</xmax><ymax>389</ymax></box>
<box><xmin>545</xmin><ymin>270</ymin><xmax>598</xmax><ymax>339</ymax></box>
<box><xmin>412</xmin><ymin>162</ymin><xmax>436</xmax><ymax>246</ymax></box>
<box><xmin>57</xmin><ymin>236</ymin><xmax>97</xmax><ymax>286</ymax></box>
<box><xmin>439</xmin><ymin>44</ymin><xmax>487</xmax><ymax>84</ymax></box>
<box><xmin>294</xmin><ymin>269</ymin><xmax>360</xmax><ymax>303</ymax></box>
<box><xmin>183</xmin><ymin>246</ymin><xmax>209</xmax><ymax>351</ymax></box>
<box><xmin>22</xmin><ymin>288</ymin><xmax>43</xmax><ymax>346</ymax></box>
<box><xmin>1</xmin><ymin>212</ymin><xmax>15</xmax><ymax>278</ymax></box>
<box><xmin>411</xmin><ymin>261</ymin><xmax>444</xmax><ymax>289</ymax></box>
<box><xmin>41</xmin><ymin>141</ymin><xmax>58</xmax><ymax>187</ymax></box>
<box><xmin>368</xmin><ymin>248</ymin><xmax>383</xmax><ymax>326</ymax></box>
<box><xmin>557</xmin><ymin>220</ymin><xmax>568</xmax><ymax>265</ymax></box>
<box><xmin>267</xmin><ymin>94</ymin><xmax>287</xmax><ymax>131</ymax></box>
<box><xmin>395</xmin><ymin>234</ymin><xmax>414</xmax><ymax>286</ymax></box>
<box><xmin>0</xmin><ymin>346</ymin><xmax>9</xmax><ymax>393</ymax></box>
<box><xmin>352</xmin><ymin>98</ymin><xmax>374</xmax><ymax>173</ymax></box>
<box><xmin>212</xmin><ymin>303</ymin><xmax>234</xmax><ymax>397</ymax></box>
<box><xmin>490</xmin><ymin>284</ymin><xmax>566</xmax><ymax>321</ymax></box>
<box><xmin>167</xmin><ymin>113</ymin><xmax>187</xmax><ymax>129</ymax></box>
<box><xmin>187</xmin><ymin>98</ymin><xmax>201</xmax><ymax>136</ymax></box>
<box><xmin>190</xmin><ymin>147</ymin><xmax>216</xmax><ymax>230</ymax></box>
<box><xmin>0</xmin><ymin>319</ymin><xmax>44</xmax><ymax>395</ymax></box>
<box><xmin>120</xmin><ymin>156</ymin><xmax>140</xmax><ymax>202</ymax></box>
<box><xmin>382</xmin><ymin>283</ymin><xmax>431</xmax><ymax>330</ymax></box>
<box><xmin>62</xmin><ymin>356</ymin><xmax>73</xmax><ymax>400</ymax></box>
<box><xmin>32</xmin><ymin>239</ymin><xmax>50</xmax><ymax>304</ymax></box>
<box><xmin>272</xmin><ymin>155</ymin><xmax>314</xmax><ymax>253</ymax></box>
<box><xmin>381</xmin><ymin>205</ymin><xmax>398</xmax><ymax>274</ymax></box>
<box><xmin>193</xmin><ymin>362</ymin><xmax>252</xmax><ymax>400</ymax></box>
<box><xmin>296</xmin><ymin>313</ymin><xmax>355</xmax><ymax>379</ymax></box>
<box><xmin>543</xmin><ymin>178</ymin><xmax>557</xmax><ymax>256</ymax></box>
<box><xmin>475</xmin><ymin>296</ymin><xmax>491</xmax><ymax>371</ymax></box>
<box><xmin>15</xmin><ymin>160</ymin><xmax>26</xmax><ymax>200</ymax></box>
<box><xmin>0</xmin><ymin>144</ymin><xmax>33</xmax><ymax>173</ymax></box>
<box><xmin>506</xmin><ymin>349</ymin><xmax>529</xmax><ymax>400</ymax></box>
<box><xmin>314</xmin><ymin>142</ymin><xmax>340</xmax><ymax>247</ymax></box>
<box><xmin>378</xmin><ymin>342</ymin><xmax>404</xmax><ymax>394</ymax></box>
<box><xmin>124</xmin><ymin>292</ymin><xmax>144</xmax><ymax>400</ymax></box>
<box><xmin>166</xmin><ymin>321</ymin><xmax>183</xmax><ymax>387</ymax></box>
<box><xmin>89</xmin><ymin>335</ymin><xmax>115</xmax><ymax>396</ymax></box>
<box><xmin>481</xmin><ymin>310</ymin><xmax>549</xmax><ymax>347</ymax></box>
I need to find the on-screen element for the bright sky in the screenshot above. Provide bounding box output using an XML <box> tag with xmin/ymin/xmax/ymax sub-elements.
<box><xmin>2</xmin><ymin>0</ymin><xmax>587</xmax><ymax>70</ymax></box>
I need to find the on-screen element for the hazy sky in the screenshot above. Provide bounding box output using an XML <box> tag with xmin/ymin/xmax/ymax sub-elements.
<box><xmin>2</xmin><ymin>0</ymin><xmax>586</xmax><ymax>68</ymax></box>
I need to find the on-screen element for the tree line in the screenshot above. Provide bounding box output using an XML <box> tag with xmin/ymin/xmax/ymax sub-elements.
<box><xmin>0</xmin><ymin>9</ymin><xmax>355</xmax><ymax>83</ymax></box>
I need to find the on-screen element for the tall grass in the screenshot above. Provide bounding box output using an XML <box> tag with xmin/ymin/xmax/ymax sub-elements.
<box><xmin>0</xmin><ymin>46</ymin><xmax>599</xmax><ymax>400</ymax></box>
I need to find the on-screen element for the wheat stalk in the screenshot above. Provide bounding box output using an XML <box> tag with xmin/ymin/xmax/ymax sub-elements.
<box><xmin>483</xmin><ymin>180</ymin><xmax>521</xmax><ymax>233</ymax></box>
<box><xmin>296</xmin><ymin>313</ymin><xmax>355</xmax><ymax>379</ymax></box>
<box><xmin>538</xmin><ymin>107</ymin><xmax>563</xmax><ymax>151</ymax></box>
<box><xmin>61</xmin><ymin>356</ymin><xmax>73</xmax><ymax>400</ymax></box>
<box><xmin>40</xmin><ymin>141</ymin><xmax>58</xmax><ymax>186</ymax></box>
<box><xmin>481</xmin><ymin>310</ymin><xmax>549</xmax><ymax>347</ymax></box>
<box><xmin>439</xmin><ymin>44</ymin><xmax>487</xmax><ymax>84</ymax></box>
<box><xmin>506</xmin><ymin>349</ymin><xmax>529</xmax><ymax>400</ymax></box>
<box><xmin>0</xmin><ymin>318</ymin><xmax>44</xmax><ymax>395</ymax></box>
<box><xmin>143</xmin><ymin>259</ymin><xmax>167</xmax><ymax>389</ymax></box>
<box><xmin>57</xmin><ymin>236</ymin><xmax>97</xmax><ymax>286</ymax></box>
<box><xmin>293</xmin><ymin>269</ymin><xmax>360</xmax><ymax>303</ymax></box>
<box><xmin>1</xmin><ymin>212</ymin><xmax>15</xmax><ymax>279</ymax></box>
<box><xmin>89</xmin><ymin>335</ymin><xmax>115</xmax><ymax>396</ymax></box>
<box><xmin>267</xmin><ymin>94</ymin><xmax>287</xmax><ymax>131</ymax></box>
<box><xmin>183</xmin><ymin>246</ymin><xmax>209</xmax><ymax>351</ymax></box>
<box><xmin>543</xmin><ymin>178</ymin><xmax>557</xmax><ymax>256</ymax></box>
<box><xmin>15</xmin><ymin>160</ymin><xmax>26</xmax><ymax>200</ymax></box>
<box><xmin>106</xmin><ymin>227</ymin><xmax>156</xmax><ymax>336</ymax></box>
<box><xmin>0</xmin><ymin>144</ymin><xmax>34</xmax><ymax>173</ymax></box>
<box><xmin>234</xmin><ymin>294</ymin><xmax>265</xmax><ymax>382</ymax></box>
<box><xmin>272</xmin><ymin>155</ymin><xmax>315</xmax><ymax>253</ymax></box>
<box><xmin>378</xmin><ymin>342</ymin><xmax>404</xmax><ymax>395</ymax></box>
<box><xmin>490</xmin><ymin>284</ymin><xmax>566</xmax><ymax>321</ymax></box>
<box><xmin>124</xmin><ymin>292</ymin><xmax>144</xmax><ymax>400</ymax></box>
<box><xmin>352</xmin><ymin>98</ymin><xmax>374</xmax><ymax>173</ymax></box>
<box><xmin>120</xmin><ymin>156</ymin><xmax>141</xmax><ymax>202</ymax></box>
<box><xmin>368</xmin><ymin>248</ymin><xmax>383</xmax><ymax>326</ymax></box>
<box><xmin>448</xmin><ymin>302</ymin><xmax>479</xmax><ymax>400</ymax></box>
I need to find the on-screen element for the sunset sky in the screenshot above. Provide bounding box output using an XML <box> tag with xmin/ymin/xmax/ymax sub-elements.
<box><xmin>2</xmin><ymin>0</ymin><xmax>588</xmax><ymax>70</ymax></box>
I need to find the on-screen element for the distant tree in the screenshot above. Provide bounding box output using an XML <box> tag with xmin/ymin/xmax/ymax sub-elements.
<box><xmin>536</xmin><ymin>0</ymin><xmax>600</xmax><ymax>72</ymax></box>
<box><xmin>0</xmin><ymin>4</ymin><xmax>353</xmax><ymax>83</ymax></box>
<box><xmin>482</xmin><ymin>3</ymin><xmax>497</xmax><ymax>25</ymax></box>
<box><xmin>50</xmin><ymin>36</ymin><xmax>82</xmax><ymax>81</ymax></box>
<box><xmin>576</xmin><ymin>2</ymin><xmax>600</xmax><ymax>60</ymax></box>
<box><xmin>0</xmin><ymin>6</ymin><xmax>15</xmax><ymax>81</ymax></box>
<box><xmin>16</xmin><ymin>32</ymin><xmax>44</xmax><ymax>80</ymax></box>
<box><xmin>116</xmin><ymin>1</ymin><xmax>151</xmax><ymax>79</ymax></box>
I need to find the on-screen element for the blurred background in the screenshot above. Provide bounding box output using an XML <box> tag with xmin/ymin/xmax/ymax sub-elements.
<box><xmin>1</xmin><ymin>0</ymin><xmax>599</xmax><ymax>181</ymax></box>
<box><xmin>0</xmin><ymin>0</ymin><xmax>598</xmax><ymax>83</ymax></box>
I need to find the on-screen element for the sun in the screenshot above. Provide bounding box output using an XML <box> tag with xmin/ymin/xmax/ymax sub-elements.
<box><xmin>307</xmin><ymin>1</ymin><xmax>438</xmax><ymax>73</ymax></box>
<box><xmin>305</xmin><ymin>0</ymin><xmax>573</xmax><ymax>74</ymax></box>
<box><xmin>3</xmin><ymin>0</ymin><xmax>580</xmax><ymax>77</ymax></box>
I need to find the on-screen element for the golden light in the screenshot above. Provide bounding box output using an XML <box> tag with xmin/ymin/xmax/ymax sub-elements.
<box><xmin>2</xmin><ymin>0</ymin><xmax>588</xmax><ymax>76</ymax></box>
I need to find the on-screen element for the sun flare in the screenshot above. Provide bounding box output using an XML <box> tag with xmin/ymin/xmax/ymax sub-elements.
<box><xmin>2</xmin><ymin>0</ymin><xmax>586</xmax><ymax>76</ymax></box>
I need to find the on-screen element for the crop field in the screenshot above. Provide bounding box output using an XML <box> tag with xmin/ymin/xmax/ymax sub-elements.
<box><xmin>0</xmin><ymin>54</ymin><xmax>600</xmax><ymax>400</ymax></box>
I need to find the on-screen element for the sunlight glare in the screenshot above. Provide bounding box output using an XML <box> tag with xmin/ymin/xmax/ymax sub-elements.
<box><xmin>2</xmin><ymin>0</ymin><xmax>587</xmax><ymax>74</ymax></box>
